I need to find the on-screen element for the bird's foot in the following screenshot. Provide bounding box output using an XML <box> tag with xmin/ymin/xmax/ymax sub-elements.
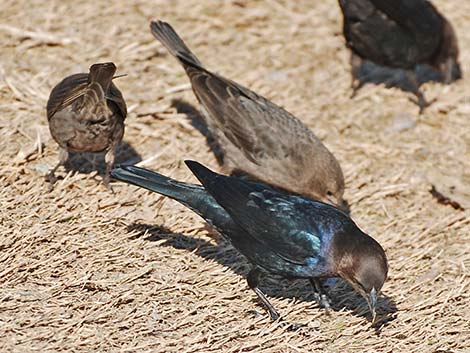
<box><xmin>313</xmin><ymin>292</ymin><xmax>331</xmax><ymax>314</ymax></box>
<box><xmin>268</xmin><ymin>307</ymin><xmax>280</xmax><ymax>322</ymax></box>
<box><xmin>350</xmin><ymin>80</ymin><xmax>364</xmax><ymax>99</ymax></box>
<box><xmin>247</xmin><ymin>308</ymin><xmax>279</xmax><ymax>322</ymax></box>
<box><xmin>350</xmin><ymin>87</ymin><xmax>359</xmax><ymax>99</ymax></box>
<box><xmin>409</xmin><ymin>95</ymin><xmax>437</xmax><ymax>114</ymax></box>
<box><xmin>103</xmin><ymin>175</ymin><xmax>114</xmax><ymax>193</ymax></box>
<box><xmin>278</xmin><ymin>319</ymin><xmax>307</xmax><ymax>332</ymax></box>
<box><xmin>45</xmin><ymin>172</ymin><xmax>57</xmax><ymax>192</ymax></box>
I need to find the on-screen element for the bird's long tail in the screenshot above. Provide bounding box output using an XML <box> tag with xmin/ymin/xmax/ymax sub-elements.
<box><xmin>150</xmin><ymin>20</ymin><xmax>203</xmax><ymax>67</ymax></box>
<box><xmin>111</xmin><ymin>165</ymin><xmax>204</xmax><ymax>205</ymax></box>
<box><xmin>111</xmin><ymin>165</ymin><xmax>236</xmax><ymax>234</ymax></box>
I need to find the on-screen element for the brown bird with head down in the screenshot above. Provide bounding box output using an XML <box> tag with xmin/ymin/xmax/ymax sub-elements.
<box><xmin>150</xmin><ymin>21</ymin><xmax>345</xmax><ymax>209</ymax></box>
<box><xmin>46</xmin><ymin>62</ymin><xmax>127</xmax><ymax>189</ymax></box>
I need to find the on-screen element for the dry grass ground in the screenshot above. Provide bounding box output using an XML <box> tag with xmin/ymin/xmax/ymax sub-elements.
<box><xmin>1</xmin><ymin>0</ymin><xmax>469</xmax><ymax>352</ymax></box>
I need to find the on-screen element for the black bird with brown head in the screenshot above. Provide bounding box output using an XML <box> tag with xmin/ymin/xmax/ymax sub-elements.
<box><xmin>111</xmin><ymin>161</ymin><xmax>388</xmax><ymax>322</ymax></box>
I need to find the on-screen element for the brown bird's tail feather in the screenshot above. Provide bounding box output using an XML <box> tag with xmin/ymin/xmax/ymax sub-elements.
<box><xmin>150</xmin><ymin>20</ymin><xmax>202</xmax><ymax>67</ymax></box>
<box><xmin>88</xmin><ymin>62</ymin><xmax>117</xmax><ymax>90</ymax></box>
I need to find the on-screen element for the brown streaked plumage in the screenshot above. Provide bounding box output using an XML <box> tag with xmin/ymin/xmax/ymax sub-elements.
<box><xmin>339</xmin><ymin>0</ymin><xmax>461</xmax><ymax>113</ymax></box>
<box><xmin>46</xmin><ymin>62</ymin><xmax>127</xmax><ymax>189</ymax></box>
<box><xmin>150</xmin><ymin>20</ymin><xmax>345</xmax><ymax>209</ymax></box>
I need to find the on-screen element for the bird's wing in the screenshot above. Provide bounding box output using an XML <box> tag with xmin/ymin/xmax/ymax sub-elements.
<box><xmin>339</xmin><ymin>0</ymin><xmax>442</xmax><ymax>67</ymax></box>
<box><xmin>186</xmin><ymin>161</ymin><xmax>328</xmax><ymax>265</ymax></box>
<box><xmin>179</xmin><ymin>55</ymin><xmax>319</xmax><ymax>168</ymax></box>
<box><xmin>368</xmin><ymin>0</ymin><xmax>443</xmax><ymax>57</ymax></box>
<box><xmin>71</xmin><ymin>82</ymin><xmax>107</xmax><ymax>120</ymax></box>
<box><xmin>107</xmin><ymin>82</ymin><xmax>127</xmax><ymax>119</ymax></box>
<box><xmin>46</xmin><ymin>73</ymin><xmax>89</xmax><ymax>120</ymax></box>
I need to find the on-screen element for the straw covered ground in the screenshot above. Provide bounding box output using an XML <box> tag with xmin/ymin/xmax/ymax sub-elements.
<box><xmin>1</xmin><ymin>0</ymin><xmax>469</xmax><ymax>352</ymax></box>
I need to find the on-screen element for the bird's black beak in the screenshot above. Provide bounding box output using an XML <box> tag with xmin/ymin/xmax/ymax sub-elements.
<box><xmin>367</xmin><ymin>287</ymin><xmax>378</xmax><ymax>324</ymax></box>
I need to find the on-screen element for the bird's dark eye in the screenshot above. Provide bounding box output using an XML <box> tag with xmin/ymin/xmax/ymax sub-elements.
<box><xmin>327</xmin><ymin>191</ymin><xmax>333</xmax><ymax>196</ymax></box>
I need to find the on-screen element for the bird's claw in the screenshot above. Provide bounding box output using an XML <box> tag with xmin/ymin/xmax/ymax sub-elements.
<box><xmin>45</xmin><ymin>172</ymin><xmax>57</xmax><ymax>192</ymax></box>
<box><xmin>103</xmin><ymin>175</ymin><xmax>115</xmax><ymax>193</ymax></box>
<box><xmin>313</xmin><ymin>292</ymin><xmax>331</xmax><ymax>314</ymax></box>
<box><xmin>408</xmin><ymin>95</ymin><xmax>437</xmax><ymax>114</ymax></box>
<box><xmin>279</xmin><ymin>319</ymin><xmax>307</xmax><ymax>332</ymax></box>
<box><xmin>268</xmin><ymin>309</ymin><xmax>280</xmax><ymax>322</ymax></box>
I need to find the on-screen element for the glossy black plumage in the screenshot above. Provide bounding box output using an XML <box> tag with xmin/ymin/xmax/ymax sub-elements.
<box><xmin>339</xmin><ymin>0</ymin><xmax>461</xmax><ymax>112</ymax></box>
<box><xmin>111</xmin><ymin>162</ymin><xmax>388</xmax><ymax>321</ymax></box>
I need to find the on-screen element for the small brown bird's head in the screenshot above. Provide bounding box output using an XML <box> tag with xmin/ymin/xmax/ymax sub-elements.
<box><xmin>324</xmin><ymin>176</ymin><xmax>346</xmax><ymax>211</ymax></box>
<box><xmin>308</xmin><ymin>156</ymin><xmax>345</xmax><ymax>210</ymax></box>
<box><xmin>334</xmin><ymin>229</ymin><xmax>388</xmax><ymax>323</ymax></box>
<box><xmin>89</xmin><ymin>62</ymin><xmax>117</xmax><ymax>88</ymax></box>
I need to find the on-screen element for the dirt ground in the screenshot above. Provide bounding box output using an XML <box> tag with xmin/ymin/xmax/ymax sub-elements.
<box><xmin>1</xmin><ymin>0</ymin><xmax>469</xmax><ymax>352</ymax></box>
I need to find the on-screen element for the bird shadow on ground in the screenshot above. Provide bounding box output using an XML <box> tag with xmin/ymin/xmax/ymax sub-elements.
<box><xmin>61</xmin><ymin>140</ymin><xmax>142</xmax><ymax>177</ymax></box>
<box><xmin>353</xmin><ymin>60</ymin><xmax>460</xmax><ymax>95</ymax></box>
<box><xmin>127</xmin><ymin>222</ymin><xmax>398</xmax><ymax>330</ymax></box>
<box><xmin>171</xmin><ymin>98</ymin><xmax>225</xmax><ymax>166</ymax></box>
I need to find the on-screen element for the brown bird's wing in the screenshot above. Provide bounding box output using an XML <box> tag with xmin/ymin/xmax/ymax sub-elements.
<box><xmin>179</xmin><ymin>55</ymin><xmax>327</xmax><ymax>178</ymax></box>
<box><xmin>150</xmin><ymin>20</ymin><xmax>344</xmax><ymax>201</ymax></box>
<box><xmin>73</xmin><ymin>82</ymin><xmax>107</xmax><ymax>118</ymax></box>
<box><xmin>46</xmin><ymin>73</ymin><xmax>89</xmax><ymax>120</ymax></box>
<box><xmin>106</xmin><ymin>82</ymin><xmax>127</xmax><ymax>120</ymax></box>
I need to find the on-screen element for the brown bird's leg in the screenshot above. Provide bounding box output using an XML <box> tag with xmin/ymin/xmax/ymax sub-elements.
<box><xmin>247</xmin><ymin>267</ymin><xmax>280</xmax><ymax>321</ymax></box>
<box><xmin>350</xmin><ymin>53</ymin><xmax>364</xmax><ymax>98</ymax></box>
<box><xmin>103</xmin><ymin>145</ymin><xmax>117</xmax><ymax>191</ymax></box>
<box><xmin>309</xmin><ymin>278</ymin><xmax>331</xmax><ymax>313</ymax></box>
<box><xmin>406</xmin><ymin>70</ymin><xmax>436</xmax><ymax>114</ymax></box>
<box><xmin>47</xmin><ymin>147</ymin><xmax>68</xmax><ymax>191</ymax></box>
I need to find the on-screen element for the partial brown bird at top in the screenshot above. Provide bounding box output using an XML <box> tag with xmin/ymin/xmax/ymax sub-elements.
<box><xmin>150</xmin><ymin>20</ymin><xmax>346</xmax><ymax>209</ymax></box>
<box><xmin>338</xmin><ymin>0</ymin><xmax>461</xmax><ymax>113</ymax></box>
<box><xmin>46</xmin><ymin>62</ymin><xmax>127</xmax><ymax>190</ymax></box>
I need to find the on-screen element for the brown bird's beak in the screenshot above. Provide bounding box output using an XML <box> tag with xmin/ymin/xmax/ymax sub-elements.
<box><xmin>367</xmin><ymin>287</ymin><xmax>378</xmax><ymax>325</ymax></box>
<box><xmin>325</xmin><ymin>195</ymin><xmax>350</xmax><ymax>215</ymax></box>
<box><xmin>112</xmin><ymin>73</ymin><xmax>128</xmax><ymax>80</ymax></box>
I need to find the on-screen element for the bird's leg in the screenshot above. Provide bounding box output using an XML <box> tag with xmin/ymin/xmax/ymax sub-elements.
<box><xmin>439</xmin><ymin>58</ymin><xmax>454</xmax><ymax>84</ymax></box>
<box><xmin>309</xmin><ymin>278</ymin><xmax>331</xmax><ymax>313</ymax></box>
<box><xmin>350</xmin><ymin>53</ymin><xmax>364</xmax><ymax>98</ymax></box>
<box><xmin>406</xmin><ymin>70</ymin><xmax>436</xmax><ymax>114</ymax></box>
<box><xmin>46</xmin><ymin>147</ymin><xmax>68</xmax><ymax>191</ymax></box>
<box><xmin>103</xmin><ymin>146</ymin><xmax>117</xmax><ymax>191</ymax></box>
<box><xmin>247</xmin><ymin>267</ymin><xmax>280</xmax><ymax>321</ymax></box>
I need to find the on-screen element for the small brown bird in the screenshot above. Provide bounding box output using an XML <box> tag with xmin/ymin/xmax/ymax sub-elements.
<box><xmin>339</xmin><ymin>0</ymin><xmax>461</xmax><ymax>113</ymax></box>
<box><xmin>46</xmin><ymin>62</ymin><xmax>127</xmax><ymax>188</ymax></box>
<box><xmin>150</xmin><ymin>21</ymin><xmax>345</xmax><ymax>208</ymax></box>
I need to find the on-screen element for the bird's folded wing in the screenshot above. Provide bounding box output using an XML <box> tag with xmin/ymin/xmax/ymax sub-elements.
<box><xmin>46</xmin><ymin>73</ymin><xmax>90</xmax><ymax>120</ymax></box>
<box><xmin>186</xmin><ymin>161</ymin><xmax>322</xmax><ymax>265</ymax></box>
<box><xmin>369</xmin><ymin>0</ymin><xmax>442</xmax><ymax>55</ymax></box>
<box><xmin>107</xmin><ymin>82</ymin><xmax>127</xmax><ymax>119</ymax></box>
<box><xmin>72</xmin><ymin>82</ymin><xmax>106</xmax><ymax>119</ymax></box>
<box><xmin>179</xmin><ymin>55</ymin><xmax>317</xmax><ymax>167</ymax></box>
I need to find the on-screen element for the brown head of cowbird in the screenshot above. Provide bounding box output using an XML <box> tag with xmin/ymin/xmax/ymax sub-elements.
<box><xmin>46</xmin><ymin>62</ymin><xmax>127</xmax><ymax>189</ymax></box>
<box><xmin>150</xmin><ymin>20</ymin><xmax>346</xmax><ymax>209</ymax></box>
<box><xmin>338</xmin><ymin>0</ymin><xmax>461</xmax><ymax>113</ymax></box>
